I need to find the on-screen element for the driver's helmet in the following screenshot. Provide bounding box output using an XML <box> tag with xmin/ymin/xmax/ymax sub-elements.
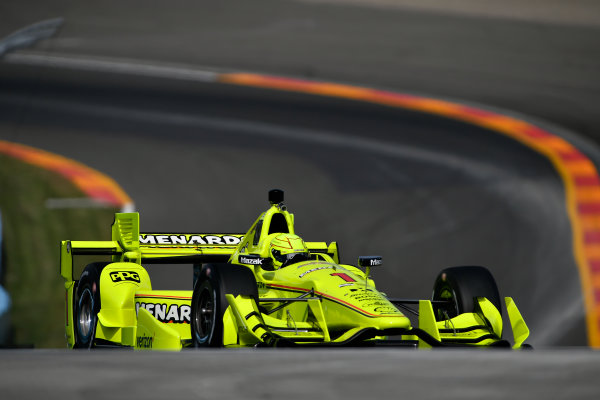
<box><xmin>269</xmin><ymin>233</ymin><xmax>310</xmax><ymax>269</ymax></box>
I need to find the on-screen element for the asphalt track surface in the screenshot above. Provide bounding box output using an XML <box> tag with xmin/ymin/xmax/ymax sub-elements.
<box><xmin>1</xmin><ymin>1</ymin><xmax>600</xmax><ymax>398</ymax></box>
<box><xmin>1</xmin><ymin>349</ymin><xmax>600</xmax><ymax>400</ymax></box>
<box><xmin>2</xmin><ymin>1</ymin><xmax>599</xmax><ymax>144</ymax></box>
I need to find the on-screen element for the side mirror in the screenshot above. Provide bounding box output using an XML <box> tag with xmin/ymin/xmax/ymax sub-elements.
<box><xmin>238</xmin><ymin>254</ymin><xmax>274</xmax><ymax>271</ymax></box>
<box><xmin>358</xmin><ymin>256</ymin><xmax>382</xmax><ymax>268</ymax></box>
<box><xmin>358</xmin><ymin>256</ymin><xmax>382</xmax><ymax>289</ymax></box>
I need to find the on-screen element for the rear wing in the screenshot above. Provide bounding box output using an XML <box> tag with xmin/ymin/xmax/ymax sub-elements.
<box><xmin>60</xmin><ymin>213</ymin><xmax>244</xmax><ymax>283</ymax></box>
<box><xmin>60</xmin><ymin>213</ymin><xmax>340</xmax><ymax>283</ymax></box>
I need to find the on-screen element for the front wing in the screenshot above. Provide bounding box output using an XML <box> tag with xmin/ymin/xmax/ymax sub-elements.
<box><xmin>219</xmin><ymin>294</ymin><xmax>530</xmax><ymax>348</ymax></box>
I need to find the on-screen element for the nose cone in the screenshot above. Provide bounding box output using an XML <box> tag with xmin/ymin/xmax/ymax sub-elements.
<box><xmin>284</xmin><ymin>261</ymin><xmax>412</xmax><ymax>329</ymax></box>
<box><xmin>370</xmin><ymin>315</ymin><xmax>411</xmax><ymax>330</ymax></box>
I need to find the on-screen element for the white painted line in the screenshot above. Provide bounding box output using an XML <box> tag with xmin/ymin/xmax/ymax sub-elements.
<box><xmin>45</xmin><ymin>198</ymin><xmax>135</xmax><ymax>211</ymax></box>
<box><xmin>5</xmin><ymin>52</ymin><xmax>220</xmax><ymax>83</ymax></box>
<box><xmin>0</xmin><ymin>18</ymin><xmax>63</xmax><ymax>57</ymax></box>
<box><xmin>44</xmin><ymin>198</ymin><xmax>117</xmax><ymax>209</ymax></box>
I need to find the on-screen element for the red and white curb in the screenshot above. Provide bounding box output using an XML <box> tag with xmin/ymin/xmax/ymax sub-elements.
<box><xmin>0</xmin><ymin>140</ymin><xmax>133</xmax><ymax>211</ymax></box>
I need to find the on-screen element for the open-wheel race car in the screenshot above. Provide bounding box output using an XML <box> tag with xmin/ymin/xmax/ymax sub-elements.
<box><xmin>60</xmin><ymin>190</ymin><xmax>530</xmax><ymax>349</ymax></box>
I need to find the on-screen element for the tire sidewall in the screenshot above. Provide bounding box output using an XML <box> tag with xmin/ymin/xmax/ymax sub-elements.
<box><xmin>432</xmin><ymin>266</ymin><xmax>502</xmax><ymax>321</ymax></box>
<box><xmin>74</xmin><ymin>262</ymin><xmax>106</xmax><ymax>348</ymax></box>
<box><xmin>191</xmin><ymin>278</ymin><xmax>221</xmax><ymax>347</ymax></box>
<box><xmin>191</xmin><ymin>264</ymin><xmax>257</xmax><ymax>347</ymax></box>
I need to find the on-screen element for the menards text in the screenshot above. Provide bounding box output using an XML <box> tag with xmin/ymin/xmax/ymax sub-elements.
<box><xmin>136</xmin><ymin>302</ymin><xmax>191</xmax><ymax>324</ymax></box>
<box><xmin>139</xmin><ymin>234</ymin><xmax>242</xmax><ymax>246</ymax></box>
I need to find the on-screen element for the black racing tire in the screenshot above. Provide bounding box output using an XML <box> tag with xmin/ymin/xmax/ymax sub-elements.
<box><xmin>432</xmin><ymin>266</ymin><xmax>502</xmax><ymax>321</ymax></box>
<box><xmin>191</xmin><ymin>263</ymin><xmax>258</xmax><ymax>347</ymax></box>
<box><xmin>74</xmin><ymin>262</ymin><xmax>108</xmax><ymax>348</ymax></box>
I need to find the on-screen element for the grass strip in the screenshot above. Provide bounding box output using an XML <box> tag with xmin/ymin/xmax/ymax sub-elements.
<box><xmin>0</xmin><ymin>154</ymin><xmax>117</xmax><ymax>347</ymax></box>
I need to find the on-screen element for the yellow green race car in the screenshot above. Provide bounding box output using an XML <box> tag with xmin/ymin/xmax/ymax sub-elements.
<box><xmin>60</xmin><ymin>190</ymin><xmax>530</xmax><ymax>349</ymax></box>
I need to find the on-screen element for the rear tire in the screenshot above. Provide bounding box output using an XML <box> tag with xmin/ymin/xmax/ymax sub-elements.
<box><xmin>74</xmin><ymin>262</ymin><xmax>108</xmax><ymax>348</ymax></box>
<box><xmin>432</xmin><ymin>266</ymin><xmax>502</xmax><ymax>321</ymax></box>
<box><xmin>191</xmin><ymin>264</ymin><xmax>258</xmax><ymax>347</ymax></box>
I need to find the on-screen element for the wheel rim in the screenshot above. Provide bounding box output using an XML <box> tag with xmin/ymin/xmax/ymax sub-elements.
<box><xmin>78</xmin><ymin>287</ymin><xmax>94</xmax><ymax>342</ymax></box>
<box><xmin>193</xmin><ymin>286</ymin><xmax>215</xmax><ymax>343</ymax></box>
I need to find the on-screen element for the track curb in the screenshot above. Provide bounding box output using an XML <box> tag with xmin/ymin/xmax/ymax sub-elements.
<box><xmin>0</xmin><ymin>140</ymin><xmax>133</xmax><ymax>210</ymax></box>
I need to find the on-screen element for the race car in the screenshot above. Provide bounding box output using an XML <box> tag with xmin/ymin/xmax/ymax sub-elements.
<box><xmin>60</xmin><ymin>189</ymin><xmax>530</xmax><ymax>349</ymax></box>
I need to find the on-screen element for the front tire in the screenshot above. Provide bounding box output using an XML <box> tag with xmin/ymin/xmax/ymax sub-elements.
<box><xmin>191</xmin><ymin>264</ymin><xmax>258</xmax><ymax>347</ymax></box>
<box><xmin>432</xmin><ymin>266</ymin><xmax>502</xmax><ymax>321</ymax></box>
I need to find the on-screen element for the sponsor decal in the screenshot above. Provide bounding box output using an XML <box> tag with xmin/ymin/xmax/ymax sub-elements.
<box><xmin>109</xmin><ymin>271</ymin><xmax>141</xmax><ymax>283</ymax></box>
<box><xmin>331</xmin><ymin>272</ymin><xmax>356</xmax><ymax>283</ymax></box>
<box><xmin>344</xmin><ymin>290</ymin><xmax>401</xmax><ymax>315</ymax></box>
<box><xmin>295</xmin><ymin>261</ymin><xmax>335</xmax><ymax>269</ymax></box>
<box><xmin>374</xmin><ymin>306</ymin><xmax>401</xmax><ymax>314</ymax></box>
<box><xmin>239</xmin><ymin>255</ymin><xmax>268</xmax><ymax>266</ymax></box>
<box><xmin>137</xmin><ymin>334</ymin><xmax>154</xmax><ymax>349</ymax></box>
<box><xmin>136</xmin><ymin>302</ymin><xmax>191</xmax><ymax>324</ymax></box>
<box><xmin>266</xmin><ymin>283</ymin><xmax>405</xmax><ymax>318</ymax></box>
<box><xmin>139</xmin><ymin>234</ymin><xmax>242</xmax><ymax>246</ymax></box>
<box><xmin>299</xmin><ymin>265</ymin><xmax>335</xmax><ymax>278</ymax></box>
<box><xmin>358</xmin><ymin>256</ymin><xmax>383</xmax><ymax>267</ymax></box>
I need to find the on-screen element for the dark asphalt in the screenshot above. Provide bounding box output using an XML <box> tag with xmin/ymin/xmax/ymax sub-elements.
<box><xmin>2</xmin><ymin>0</ymin><xmax>599</xmax><ymax>144</ymax></box>
<box><xmin>1</xmin><ymin>349</ymin><xmax>600</xmax><ymax>400</ymax></box>
<box><xmin>0</xmin><ymin>63</ymin><xmax>583</xmax><ymax>346</ymax></box>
